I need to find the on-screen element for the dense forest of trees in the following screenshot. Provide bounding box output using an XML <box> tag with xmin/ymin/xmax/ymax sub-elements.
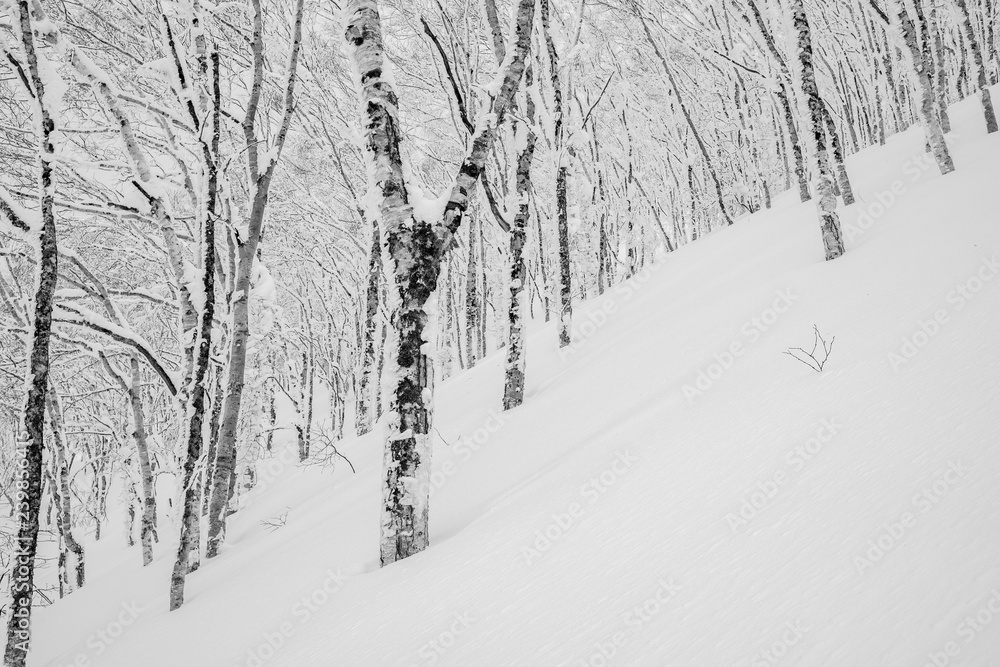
<box><xmin>0</xmin><ymin>0</ymin><xmax>996</xmax><ymax>662</ymax></box>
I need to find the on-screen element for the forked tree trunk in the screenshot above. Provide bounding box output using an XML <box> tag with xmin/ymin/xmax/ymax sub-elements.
<box><xmin>206</xmin><ymin>0</ymin><xmax>304</xmax><ymax>559</ymax></box>
<box><xmin>346</xmin><ymin>1</ymin><xmax>434</xmax><ymax>565</ymax></box>
<box><xmin>791</xmin><ymin>0</ymin><xmax>845</xmax><ymax>260</ymax></box>
<box><xmin>345</xmin><ymin>0</ymin><xmax>534</xmax><ymax>566</ymax></box>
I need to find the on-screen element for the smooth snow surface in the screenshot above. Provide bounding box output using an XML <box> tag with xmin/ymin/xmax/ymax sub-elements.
<box><xmin>35</xmin><ymin>91</ymin><xmax>1000</xmax><ymax>666</ymax></box>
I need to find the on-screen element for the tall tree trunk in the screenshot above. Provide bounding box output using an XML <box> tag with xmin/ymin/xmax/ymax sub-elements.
<box><xmin>345</xmin><ymin>0</ymin><xmax>533</xmax><ymax>566</ymax></box>
<box><xmin>791</xmin><ymin>0</ymin><xmax>846</xmax><ymax>260</ymax></box>
<box><xmin>929</xmin><ymin>2</ymin><xmax>952</xmax><ymax>132</ymax></box>
<box><xmin>888</xmin><ymin>0</ymin><xmax>955</xmax><ymax>173</ymax></box>
<box><xmin>638</xmin><ymin>14</ymin><xmax>734</xmax><ymax>226</ymax></box>
<box><xmin>46</xmin><ymin>390</ymin><xmax>85</xmax><ymax>590</ymax></box>
<box><xmin>746</xmin><ymin>0</ymin><xmax>811</xmax><ymax>201</ymax></box>
<box><xmin>781</xmin><ymin>86</ymin><xmax>812</xmax><ymax>202</ymax></box>
<box><xmin>298</xmin><ymin>342</ymin><xmax>315</xmax><ymax>462</ymax></box>
<box><xmin>465</xmin><ymin>214</ymin><xmax>481</xmax><ymax>365</ymax></box>
<box><xmin>169</xmin><ymin>50</ymin><xmax>219</xmax><ymax>611</ymax></box>
<box><xmin>3</xmin><ymin>2</ymin><xmax>60</xmax><ymax>664</ymax></box>
<box><xmin>346</xmin><ymin>1</ymin><xmax>433</xmax><ymax>565</ymax></box>
<box><xmin>503</xmin><ymin>68</ymin><xmax>536</xmax><ymax>410</ymax></box>
<box><xmin>955</xmin><ymin>0</ymin><xmax>999</xmax><ymax>132</ymax></box>
<box><xmin>439</xmin><ymin>258</ymin><xmax>456</xmax><ymax>381</ymax></box>
<box><xmin>128</xmin><ymin>355</ymin><xmax>158</xmax><ymax>566</ymax></box>
<box><xmin>535</xmin><ymin>210</ymin><xmax>551</xmax><ymax>321</ymax></box>
<box><xmin>202</xmin><ymin>362</ymin><xmax>223</xmax><ymax>516</ymax></box>
<box><xmin>206</xmin><ymin>0</ymin><xmax>304</xmax><ymax>558</ymax></box>
<box><xmin>541</xmin><ymin>0</ymin><xmax>574</xmax><ymax>348</ymax></box>
<box><xmin>819</xmin><ymin>101</ymin><xmax>856</xmax><ymax>204</ymax></box>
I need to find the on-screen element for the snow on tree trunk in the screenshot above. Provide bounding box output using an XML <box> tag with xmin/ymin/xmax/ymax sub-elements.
<box><xmin>790</xmin><ymin>0</ymin><xmax>846</xmax><ymax>261</ymax></box>
<box><xmin>206</xmin><ymin>0</ymin><xmax>304</xmax><ymax>559</ymax></box>
<box><xmin>954</xmin><ymin>0</ymin><xmax>999</xmax><ymax>133</ymax></box>
<box><xmin>345</xmin><ymin>0</ymin><xmax>534</xmax><ymax>566</ymax></box>
<box><xmin>887</xmin><ymin>0</ymin><xmax>955</xmax><ymax>174</ymax></box>
<box><xmin>345</xmin><ymin>0</ymin><xmax>434</xmax><ymax>565</ymax></box>
<box><xmin>169</xmin><ymin>48</ymin><xmax>220</xmax><ymax>611</ymax></box>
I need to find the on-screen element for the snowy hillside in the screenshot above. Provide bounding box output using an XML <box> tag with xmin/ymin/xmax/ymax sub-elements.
<box><xmin>33</xmin><ymin>92</ymin><xmax>1000</xmax><ymax>667</ymax></box>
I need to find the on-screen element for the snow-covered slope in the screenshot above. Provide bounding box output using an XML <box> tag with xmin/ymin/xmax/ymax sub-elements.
<box><xmin>35</xmin><ymin>90</ymin><xmax>1000</xmax><ymax>667</ymax></box>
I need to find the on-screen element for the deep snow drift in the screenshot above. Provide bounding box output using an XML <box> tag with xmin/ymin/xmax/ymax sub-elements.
<box><xmin>33</xmin><ymin>90</ymin><xmax>1000</xmax><ymax>666</ymax></box>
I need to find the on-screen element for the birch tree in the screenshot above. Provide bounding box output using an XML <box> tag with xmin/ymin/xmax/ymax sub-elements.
<box><xmin>886</xmin><ymin>0</ymin><xmax>955</xmax><ymax>174</ymax></box>
<box><xmin>790</xmin><ymin>0</ymin><xmax>846</xmax><ymax>260</ymax></box>
<box><xmin>0</xmin><ymin>0</ymin><xmax>62</xmax><ymax>662</ymax></box>
<box><xmin>953</xmin><ymin>0</ymin><xmax>999</xmax><ymax>133</ymax></box>
<box><xmin>344</xmin><ymin>0</ymin><xmax>535</xmax><ymax>565</ymax></box>
<box><xmin>205</xmin><ymin>0</ymin><xmax>306</xmax><ymax>560</ymax></box>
